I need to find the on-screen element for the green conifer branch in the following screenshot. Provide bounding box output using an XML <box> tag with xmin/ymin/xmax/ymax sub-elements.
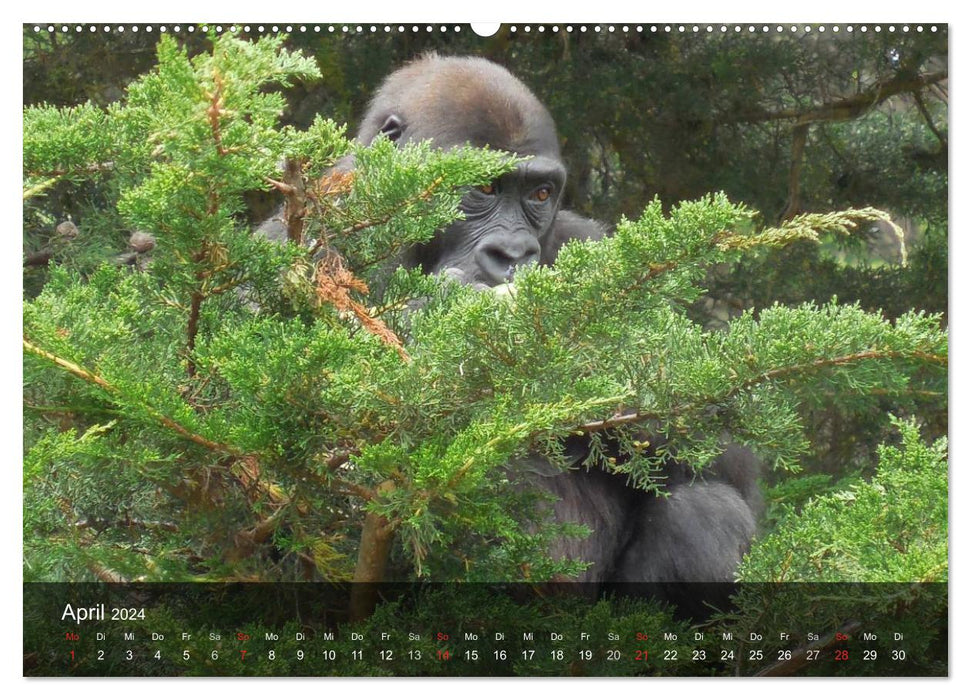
<box><xmin>24</xmin><ymin>337</ymin><xmax>239</xmax><ymax>456</ymax></box>
<box><xmin>575</xmin><ymin>348</ymin><xmax>946</xmax><ymax>435</ymax></box>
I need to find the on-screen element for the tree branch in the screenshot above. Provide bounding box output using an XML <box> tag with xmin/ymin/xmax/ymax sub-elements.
<box><xmin>24</xmin><ymin>337</ymin><xmax>238</xmax><ymax>455</ymax></box>
<box><xmin>315</xmin><ymin>253</ymin><xmax>411</xmax><ymax>362</ymax></box>
<box><xmin>725</xmin><ymin>70</ymin><xmax>947</xmax><ymax>127</ymax></box>
<box><xmin>780</xmin><ymin>123</ymin><xmax>809</xmax><ymax>221</ymax></box>
<box><xmin>23</xmin><ymin>249</ymin><xmax>54</xmax><ymax>267</ymax></box>
<box><xmin>911</xmin><ymin>89</ymin><xmax>947</xmax><ymax>148</ymax></box>
<box><xmin>185</xmin><ymin>290</ymin><xmax>203</xmax><ymax>378</ymax></box>
<box><xmin>575</xmin><ymin>349</ymin><xmax>947</xmax><ymax>435</ymax></box>
<box><xmin>755</xmin><ymin>621</ymin><xmax>862</xmax><ymax>676</ymax></box>
<box><xmin>26</xmin><ymin>161</ymin><xmax>115</xmax><ymax>179</ymax></box>
<box><xmin>310</xmin><ymin>176</ymin><xmax>446</xmax><ymax>263</ymax></box>
<box><xmin>205</xmin><ymin>71</ymin><xmax>228</xmax><ymax>157</ymax></box>
<box><xmin>266</xmin><ymin>158</ymin><xmax>310</xmax><ymax>245</ymax></box>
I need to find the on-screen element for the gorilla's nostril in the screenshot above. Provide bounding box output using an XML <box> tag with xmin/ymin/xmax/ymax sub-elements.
<box><xmin>485</xmin><ymin>239</ymin><xmax>540</xmax><ymax>264</ymax></box>
<box><xmin>484</xmin><ymin>247</ymin><xmax>518</xmax><ymax>269</ymax></box>
<box><xmin>478</xmin><ymin>242</ymin><xmax>540</xmax><ymax>282</ymax></box>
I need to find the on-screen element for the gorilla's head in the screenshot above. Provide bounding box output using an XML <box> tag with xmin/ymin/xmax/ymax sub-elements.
<box><xmin>355</xmin><ymin>55</ymin><xmax>567</xmax><ymax>287</ymax></box>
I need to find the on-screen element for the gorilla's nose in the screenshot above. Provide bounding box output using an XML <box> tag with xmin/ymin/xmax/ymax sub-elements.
<box><xmin>476</xmin><ymin>236</ymin><xmax>541</xmax><ymax>284</ymax></box>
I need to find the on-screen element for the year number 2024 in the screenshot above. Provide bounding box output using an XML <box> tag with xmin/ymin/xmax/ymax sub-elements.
<box><xmin>111</xmin><ymin>608</ymin><xmax>146</xmax><ymax>621</ymax></box>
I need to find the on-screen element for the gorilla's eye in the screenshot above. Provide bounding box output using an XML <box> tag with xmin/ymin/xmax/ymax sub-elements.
<box><xmin>532</xmin><ymin>186</ymin><xmax>552</xmax><ymax>202</ymax></box>
<box><xmin>479</xmin><ymin>182</ymin><xmax>497</xmax><ymax>195</ymax></box>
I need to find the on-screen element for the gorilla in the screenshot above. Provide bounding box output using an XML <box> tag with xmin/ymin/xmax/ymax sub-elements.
<box><xmin>350</xmin><ymin>56</ymin><xmax>607</xmax><ymax>287</ymax></box>
<box><xmin>268</xmin><ymin>54</ymin><xmax>761</xmax><ymax>592</ymax></box>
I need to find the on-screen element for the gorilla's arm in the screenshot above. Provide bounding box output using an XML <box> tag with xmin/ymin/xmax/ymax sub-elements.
<box><xmin>521</xmin><ymin>435</ymin><xmax>762</xmax><ymax>586</ymax></box>
<box><xmin>612</xmin><ymin>445</ymin><xmax>762</xmax><ymax>584</ymax></box>
<box><xmin>614</xmin><ymin>481</ymin><xmax>758</xmax><ymax>586</ymax></box>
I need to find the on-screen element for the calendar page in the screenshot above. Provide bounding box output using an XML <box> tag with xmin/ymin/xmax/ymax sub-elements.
<box><xmin>22</xmin><ymin>21</ymin><xmax>948</xmax><ymax>678</ymax></box>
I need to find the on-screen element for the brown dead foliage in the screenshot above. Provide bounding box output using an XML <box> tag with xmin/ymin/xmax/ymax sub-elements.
<box><xmin>315</xmin><ymin>252</ymin><xmax>410</xmax><ymax>362</ymax></box>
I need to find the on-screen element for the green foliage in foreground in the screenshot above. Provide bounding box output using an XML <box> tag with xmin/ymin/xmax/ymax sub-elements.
<box><xmin>23</xmin><ymin>33</ymin><xmax>947</xmax><ymax>589</ymax></box>
<box><xmin>741</xmin><ymin>418</ymin><xmax>948</xmax><ymax>582</ymax></box>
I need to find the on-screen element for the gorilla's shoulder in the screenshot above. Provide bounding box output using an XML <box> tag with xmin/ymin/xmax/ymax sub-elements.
<box><xmin>540</xmin><ymin>211</ymin><xmax>610</xmax><ymax>266</ymax></box>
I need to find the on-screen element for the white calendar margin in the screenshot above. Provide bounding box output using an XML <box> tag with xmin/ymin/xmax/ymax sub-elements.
<box><xmin>5</xmin><ymin>2</ymin><xmax>962</xmax><ymax>696</ymax></box>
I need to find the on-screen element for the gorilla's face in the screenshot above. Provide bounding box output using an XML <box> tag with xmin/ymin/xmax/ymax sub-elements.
<box><xmin>420</xmin><ymin>155</ymin><xmax>566</xmax><ymax>286</ymax></box>
<box><xmin>355</xmin><ymin>55</ymin><xmax>567</xmax><ymax>287</ymax></box>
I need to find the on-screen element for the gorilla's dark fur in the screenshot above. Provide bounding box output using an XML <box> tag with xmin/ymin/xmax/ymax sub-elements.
<box><xmin>275</xmin><ymin>54</ymin><xmax>762</xmax><ymax>590</ymax></box>
<box><xmin>523</xmin><ymin>441</ymin><xmax>761</xmax><ymax>586</ymax></box>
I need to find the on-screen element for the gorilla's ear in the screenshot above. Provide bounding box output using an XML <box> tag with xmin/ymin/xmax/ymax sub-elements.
<box><xmin>379</xmin><ymin>114</ymin><xmax>405</xmax><ymax>142</ymax></box>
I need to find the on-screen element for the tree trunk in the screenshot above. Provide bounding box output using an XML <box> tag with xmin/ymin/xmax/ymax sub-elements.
<box><xmin>349</xmin><ymin>480</ymin><xmax>396</xmax><ymax>622</ymax></box>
